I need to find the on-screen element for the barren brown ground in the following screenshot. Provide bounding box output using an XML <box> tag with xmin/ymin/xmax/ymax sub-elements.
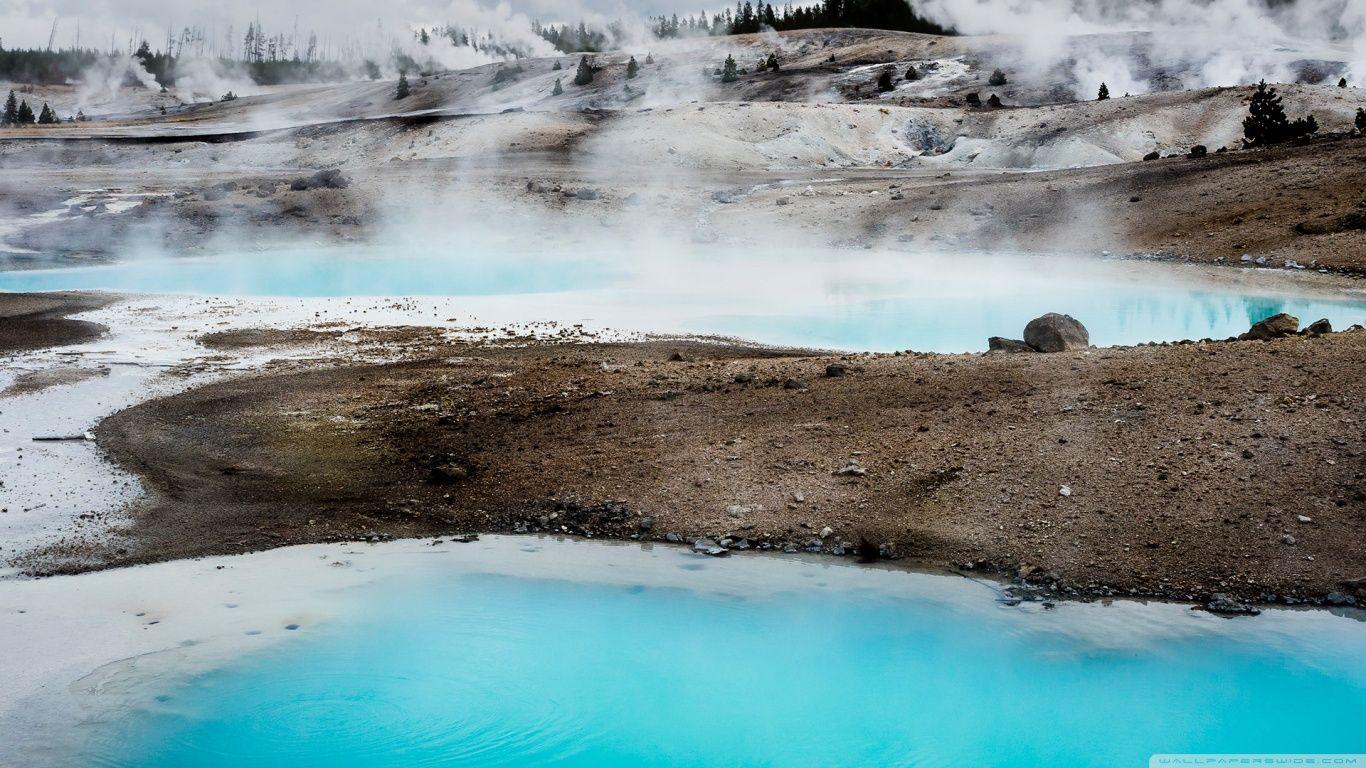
<box><xmin>63</xmin><ymin>329</ymin><xmax>1364</xmax><ymax>607</ymax></box>
<box><xmin>727</xmin><ymin>135</ymin><xmax>1366</xmax><ymax>271</ymax></box>
<box><xmin>0</xmin><ymin>291</ymin><xmax>112</xmax><ymax>353</ymax></box>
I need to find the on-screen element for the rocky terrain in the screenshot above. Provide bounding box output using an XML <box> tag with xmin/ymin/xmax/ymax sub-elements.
<box><xmin>4</xmin><ymin>305</ymin><xmax>1347</xmax><ymax>612</ymax></box>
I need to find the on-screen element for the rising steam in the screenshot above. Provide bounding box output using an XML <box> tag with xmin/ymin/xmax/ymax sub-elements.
<box><xmin>918</xmin><ymin>0</ymin><xmax>1365</xmax><ymax>95</ymax></box>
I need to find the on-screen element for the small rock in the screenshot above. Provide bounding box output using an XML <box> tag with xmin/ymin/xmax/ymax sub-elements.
<box><xmin>1204</xmin><ymin>593</ymin><xmax>1260</xmax><ymax>616</ymax></box>
<box><xmin>834</xmin><ymin>462</ymin><xmax>866</xmax><ymax>477</ymax></box>
<box><xmin>987</xmin><ymin>337</ymin><xmax>1035</xmax><ymax>354</ymax></box>
<box><xmin>1324</xmin><ymin>591</ymin><xmax>1357</xmax><ymax>607</ymax></box>
<box><xmin>1281</xmin><ymin>534</ymin><xmax>1297</xmax><ymax>546</ymax></box>
<box><xmin>1302</xmin><ymin>318</ymin><xmax>1332</xmax><ymax>336</ymax></box>
<box><xmin>428</xmin><ymin>461</ymin><xmax>471</xmax><ymax>484</ymax></box>
<box><xmin>638</xmin><ymin>516</ymin><xmax>655</xmax><ymax>531</ymax></box>
<box><xmin>783</xmin><ymin>378</ymin><xmax>806</xmax><ymax>390</ymax></box>
<box><xmin>665</xmin><ymin>533</ymin><xmax>683</xmax><ymax>543</ymax></box>
<box><xmin>1296</xmin><ymin>515</ymin><xmax>1312</xmax><ymax>523</ymax></box>
<box><xmin>1059</xmin><ymin>485</ymin><xmax>1072</xmax><ymax>497</ymax></box>
<box><xmin>691</xmin><ymin>538</ymin><xmax>728</xmax><ymax>556</ymax></box>
<box><xmin>825</xmin><ymin>363</ymin><xmax>847</xmax><ymax>377</ymax></box>
<box><xmin>776</xmin><ymin>196</ymin><xmax>791</xmax><ymax>206</ymax></box>
<box><xmin>819</xmin><ymin>526</ymin><xmax>833</xmax><ymax>538</ymax></box>
<box><xmin>726</xmin><ymin>504</ymin><xmax>752</xmax><ymax>518</ymax></box>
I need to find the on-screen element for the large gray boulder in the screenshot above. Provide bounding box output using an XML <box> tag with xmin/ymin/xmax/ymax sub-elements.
<box><xmin>1023</xmin><ymin>313</ymin><xmax>1089</xmax><ymax>353</ymax></box>
<box><xmin>1241</xmin><ymin>312</ymin><xmax>1299</xmax><ymax>341</ymax></box>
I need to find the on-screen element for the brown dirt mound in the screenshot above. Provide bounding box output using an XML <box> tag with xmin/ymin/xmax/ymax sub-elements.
<box><xmin>0</xmin><ymin>292</ymin><xmax>115</xmax><ymax>354</ymax></box>
<box><xmin>66</xmin><ymin>332</ymin><xmax>1366</xmax><ymax>607</ymax></box>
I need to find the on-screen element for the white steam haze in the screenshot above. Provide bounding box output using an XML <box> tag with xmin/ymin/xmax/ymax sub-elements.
<box><xmin>167</xmin><ymin>59</ymin><xmax>262</xmax><ymax>103</ymax></box>
<box><xmin>0</xmin><ymin>0</ymin><xmax>671</xmax><ymax>51</ymax></box>
<box><xmin>917</xmin><ymin>0</ymin><xmax>1366</xmax><ymax>95</ymax></box>
<box><xmin>9</xmin><ymin>0</ymin><xmax>1362</xmax><ymax>96</ymax></box>
<box><xmin>73</xmin><ymin>55</ymin><xmax>160</xmax><ymax>112</ymax></box>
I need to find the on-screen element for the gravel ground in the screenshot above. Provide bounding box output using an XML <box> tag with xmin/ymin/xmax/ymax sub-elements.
<box><xmin>45</xmin><ymin>326</ymin><xmax>1362</xmax><ymax>609</ymax></box>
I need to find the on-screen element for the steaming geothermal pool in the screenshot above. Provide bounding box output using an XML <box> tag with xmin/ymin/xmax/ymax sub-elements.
<box><xmin>4</xmin><ymin>537</ymin><xmax>1363</xmax><ymax>768</ymax></box>
<box><xmin>1</xmin><ymin>246</ymin><xmax>1362</xmax><ymax>350</ymax></box>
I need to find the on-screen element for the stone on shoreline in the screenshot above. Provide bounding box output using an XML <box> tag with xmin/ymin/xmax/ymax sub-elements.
<box><xmin>692</xmin><ymin>538</ymin><xmax>728</xmax><ymax>556</ymax></box>
<box><xmin>1023</xmin><ymin>313</ymin><xmax>1089</xmax><ymax>353</ymax></box>
<box><xmin>987</xmin><ymin>336</ymin><xmax>1035</xmax><ymax>354</ymax></box>
<box><xmin>1203</xmin><ymin>593</ymin><xmax>1260</xmax><ymax>616</ymax></box>
<box><xmin>1302</xmin><ymin>318</ymin><xmax>1332</xmax><ymax>336</ymax></box>
<box><xmin>1241</xmin><ymin>313</ymin><xmax>1299</xmax><ymax>341</ymax></box>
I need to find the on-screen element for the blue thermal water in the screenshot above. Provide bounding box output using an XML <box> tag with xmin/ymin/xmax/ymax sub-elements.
<box><xmin>1</xmin><ymin>248</ymin><xmax>1362</xmax><ymax>352</ymax></box>
<box><xmin>86</xmin><ymin>568</ymin><xmax>1366</xmax><ymax>768</ymax></box>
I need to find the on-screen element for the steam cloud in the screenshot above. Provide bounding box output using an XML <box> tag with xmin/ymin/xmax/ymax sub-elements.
<box><xmin>917</xmin><ymin>0</ymin><xmax>1366</xmax><ymax>95</ymax></box>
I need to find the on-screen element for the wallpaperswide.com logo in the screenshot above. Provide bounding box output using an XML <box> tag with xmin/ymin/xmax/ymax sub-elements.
<box><xmin>1152</xmin><ymin>757</ymin><xmax>1366</xmax><ymax>766</ymax></box>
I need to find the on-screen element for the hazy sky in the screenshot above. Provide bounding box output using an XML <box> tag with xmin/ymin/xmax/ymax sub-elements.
<box><xmin>0</xmin><ymin>0</ymin><xmax>690</xmax><ymax>51</ymax></box>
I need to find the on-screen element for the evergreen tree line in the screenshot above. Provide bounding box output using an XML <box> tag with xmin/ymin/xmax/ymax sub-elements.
<box><xmin>0</xmin><ymin>47</ymin><xmax>105</xmax><ymax>85</ymax></box>
<box><xmin>532</xmin><ymin>20</ymin><xmax>625</xmax><ymax>53</ymax></box>
<box><xmin>651</xmin><ymin>0</ymin><xmax>951</xmax><ymax>38</ymax></box>
<box><xmin>2</xmin><ymin>89</ymin><xmax>68</xmax><ymax>126</ymax></box>
<box><xmin>0</xmin><ymin>41</ymin><xmax>355</xmax><ymax>88</ymax></box>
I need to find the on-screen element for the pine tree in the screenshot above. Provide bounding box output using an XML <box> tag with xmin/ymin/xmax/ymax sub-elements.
<box><xmin>627</xmin><ymin>56</ymin><xmax>639</xmax><ymax>79</ymax></box>
<box><xmin>1243</xmin><ymin>80</ymin><xmax>1317</xmax><ymax>145</ymax></box>
<box><xmin>16</xmin><ymin>99</ymin><xmax>34</xmax><ymax>124</ymax></box>
<box><xmin>877</xmin><ymin>67</ymin><xmax>894</xmax><ymax>92</ymax></box>
<box><xmin>766</xmin><ymin>53</ymin><xmax>779</xmax><ymax>71</ymax></box>
<box><xmin>721</xmin><ymin>54</ymin><xmax>738</xmax><ymax>83</ymax></box>
<box><xmin>1357</xmin><ymin>107</ymin><xmax>1366</xmax><ymax>133</ymax></box>
<box><xmin>1097</xmin><ymin>82</ymin><xmax>1110</xmax><ymax>100</ymax></box>
<box><xmin>1339</xmin><ymin>77</ymin><xmax>1348</xmax><ymax>88</ymax></box>
<box><xmin>646</xmin><ymin>53</ymin><xmax>655</xmax><ymax>65</ymax></box>
<box><xmin>2</xmin><ymin>90</ymin><xmax>16</xmax><ymax>126</ymax></box>
<box><xmin>905</xmin><ymin>65</ymin><xmax>918</xmax><ymax>81</ymax></box>
<box><xmin>37</xmin><ymin>102</ymin><xmax>56</xmax><ymax>124</ymax></box>
<box><xmin>552</xmin><ymin>60</ymin><xmax>562</xmax><ymax>71</ymax></box>
<box><xmin>988</xmin><ymin>68</ymin><xmax>1007</xmax><ymax>86</ymax></box>
<box><xmin>395</xmin><ymin>72</ymin><xmax>411</xmax><ymax>99</ymax></box>
<box><xmin>552</xmin><ymin>77</ymin><xmax>564</xmax><ymax>96</ymax></box>
<box><xmin>573</xmin><ymin>55</ymin><xmax>593</xmax><ymax>86</ymax></box>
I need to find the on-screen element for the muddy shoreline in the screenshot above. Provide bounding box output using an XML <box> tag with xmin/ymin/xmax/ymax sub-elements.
<box><xmin>11</xmin><ymin>320</ymin><xmax>1352</xmax><ymax>610</ymax></box>
<box><xmin>0</xmin><ymin>292</ymin><xmax>114</xmax><ymax>354</ymax></box>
